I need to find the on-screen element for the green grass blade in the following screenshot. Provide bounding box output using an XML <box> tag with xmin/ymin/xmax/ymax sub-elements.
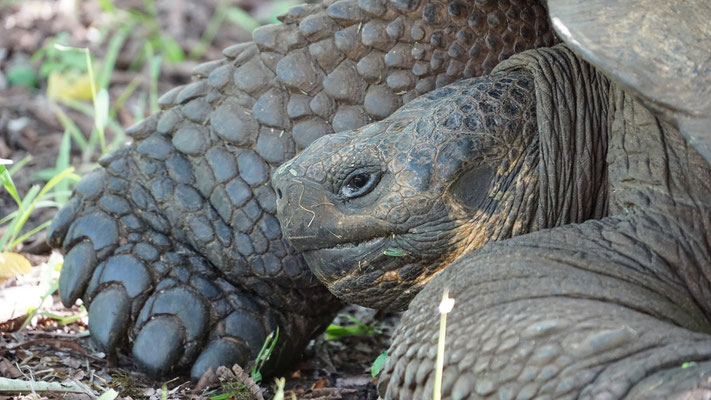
<box><xmin>93</xmin><ymin>88</ymin><xmax>110</xmax><ymax>154</ymax></box>
<box><xmin>110</xmin><ymin>75</ymin><xmax>142</xmax><ymax>118</ymax></box>
<box><xmin>0</xmin><ymin>165</ymin><xmax>21</xmax><ymax>206</ymax></box>
<box><xmin>0</xmin><ymin>211</ymin><xmax>15</xmax><ymax>225</ymax></box>
<box><xmin>148</xmin><ymin>53</ymin><xmax>162</xmax><ymax>114</ymax></box>
<box><xmin>9</xmin><ymin>220</ymin><xmax>52</xmax><ymax>250</ymax></box>
<box><xmin>224</xmin><ymin>6</ymin><xmax>260</xmax><ymax>32</ymax></box>
<box><xmin>61</xmin><ymin>44</ymin><xmax>107</xmax><ymax>155</ymax></box>
<box><xmin>59</xmin><ymin>98</ymin><xmax>125</xmax><ymax>158</ymax></box>
<box><xmin>251</xmin><ymin>326</ymin><xmax>280</xmax><ymax>383</ymax></box>
<box><xmin>31</xmin><ymin>168</ymin><xmax>73</xmax><ymax>182</ymax></box>
<box><xmin>8</xmin><ymin>155</ymin><xmax>31</xmax><ymax>176</ymax></box>
<box><xmin>97</xmin><ymin>0</ymin><xmax>115</xmax><ymax>13</ymax></box>
<box><xmin>7</xmin><ymin>184</ymin><xmax>41</xmax><ymax>242</ymax></box>
<box><xmin>53</xmin><ymin>105</ymin><xmax>88</xmax><ymax>150</ymax></box>
<box><xmin>34</xmin><ymin>167</ymin><xmax>76</xmax><ymax>206</ymax></box>
<box><xmin>4</xmin><ymin>167</ymin><xmax>75</xmax><ymax>250</ymax></box>
<box><xmin>159</xmin><ymin>36</ymin><xmax>185</xmax><ymax>63</ymax></box>
<box><xmin>189</xmin><ymin>1</ymin><xmax>228</xmax><ymax>60</ymax></box>
<box><xmin>97</xmin><ymin>22</ymin><xmax>133</xmax><ymax>90</ymax></box>
<box><xmin>39</xmin><ymin>306</ymin><xmax>86</xmax><ymax>326</ymax></box>
<box><xmin>19</xmin><ymin>281</ymin><xmax>59</xmax><ymax>331</ymax></box>
<box><xmin>54</xmin><ymin>130</ymin><xmax>72</xmax><ymax>205</ymax></box>
<box><xmin>0</xmin><ymin>199</ymin><xmax>64</xmax><ymax>225</ymax></box>
<box><xmin>0</xmin><ymin>184</ymin><xmax>40</xmax><ymax>251</ymax></box>
<box><xmin>60</xmin><ymin>97</ymin><xmax>125</xmax><ymax>133</ymax></box>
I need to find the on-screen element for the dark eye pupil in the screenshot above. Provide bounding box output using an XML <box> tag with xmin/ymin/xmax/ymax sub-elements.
<box><xmin>341</xmin><ymin>172</ymin><xmax>379</xmax><ymax>199</ymax></box>
<box><xmin>350</xmin><ymin>173</ymin><xmax>369</xmax><ymax>189</ymax></box>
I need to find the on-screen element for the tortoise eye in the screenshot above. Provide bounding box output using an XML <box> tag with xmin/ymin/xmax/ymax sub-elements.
<box><xmin>340</xmin><ymin>172</ymin><xmax>379</xmax><ymax>199</ymax></box>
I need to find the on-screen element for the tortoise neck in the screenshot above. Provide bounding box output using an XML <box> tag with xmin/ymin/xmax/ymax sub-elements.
<box><xmin>606</xmin><ymin>88</ymin><xmax>711</xmax><ymax>319</ymax></box>
<box><xmin>494</xmin><ymin>45</ymin><xmax>611</xmax><ymax>230</ymax></box>
<box><xmin>607</xmin><ymin>88</ymin><xmax>711</xmax><ymax>218</ymax></box>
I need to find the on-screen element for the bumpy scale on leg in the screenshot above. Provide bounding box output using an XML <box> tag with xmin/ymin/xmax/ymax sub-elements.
<box><xmin>49</xmin><ymin>0</ymin><xmax>555</xmax><ymax>378</ymax></box>
<box><xmin>49</xmin><ymin>149</ymin><xmax>302</xmax><ymax>379</ymax></box>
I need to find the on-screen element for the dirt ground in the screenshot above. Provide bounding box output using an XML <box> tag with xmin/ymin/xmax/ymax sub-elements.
<box><xmin>0</xmin><ymin>1</ymin><xmax>397</xmax><ymax>398</ymax></box>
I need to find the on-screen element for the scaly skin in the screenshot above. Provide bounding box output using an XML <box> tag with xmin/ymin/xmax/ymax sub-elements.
<box><xmin>48</xmin><ymin>0</ymin><xmax>555</xmax><ymax>379</ymax></box>
<box><xmin>274</xmin><ymin>45</ymin><xmax>711</xmax><ymax>398</ymax></box>
<box><xmin>272</xmin><ymin>70</ymin><xmax>596</xmax><ymax>310</ymax></box>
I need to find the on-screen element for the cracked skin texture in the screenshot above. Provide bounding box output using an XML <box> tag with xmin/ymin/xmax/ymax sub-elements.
<box><xmin>274</xmin><ymin>44</ymin><xmax>711</xmax><ymax>398</ymax></box>
<box><xmin>274</xmin><ymin>70</ymin><xmax>552</xmax><ymax>310</ymax></box>
<box><xmin>47</xmin><ymin>0</ymin><xmax>555</xmax><ymax>380</ymax></box>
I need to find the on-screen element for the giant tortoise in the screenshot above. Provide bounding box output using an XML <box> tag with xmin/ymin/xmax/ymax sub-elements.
<box><xmin>48</xmin><ymin>0</ymin><xmax>555</xmax><ymax>380</ymax></box>
<box><xmin>272</xmin><ymin>0</ymin><xmax>711</xmax><ymax>398</ymax></box>
<box><xmin>49</xmin><ymin>0</ymin><xmax>711</xmax><ymax>398</ymax></box>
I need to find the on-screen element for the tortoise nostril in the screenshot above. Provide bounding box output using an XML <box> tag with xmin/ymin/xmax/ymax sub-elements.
<box><xmin>277</xmin><ymin>188</ymin><xmax>283</xmax><ymax>199</ymax></box>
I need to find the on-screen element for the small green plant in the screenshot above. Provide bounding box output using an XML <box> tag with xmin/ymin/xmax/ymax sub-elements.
<box><xmin>37</xmin><ymin>305</ymin><xmax>88</xmax><ymax>327</ymax></box>
<box><xmin>0</xmin><ymin>161</ymin><xmax>77</xmax><ymax>253</ymax></box>
<box><xmin>119</xmin><ymin>0</ymin><xmax>185</xmax><ymax>65</ymax></box>
<box><xmin>18</xmin><ymin>254</ymin><xmax>64</xmax><ymax>331</ymax></box>
<box><xmin>371</xmin><ymin>351</ymin><xmax>389</xmax><ymax>379</ymax></box>
<box><xmin>6</xmin><ymin>65</ymin><xmax>38</xmax><ymax>89</ymax></box>
<box><xmin>32</xmin><ymin>33</ymin><xmax>89</xmax><ymax>78</ymax></box>
<box><xmin>208</xmin><ymin>381</ymin><xmax>250</xmax><ymax>400</ymax></box>
<box><xmin>109</xmin><ymin>372</ymin><xmax>142</xmax><ymax>398</ymax></box>
<box><xmin>324</xmin><ymin>314</ymin><xmax>381</xmax><ymax>340</ymax></box>
<box><xmin>251</xmin><ymin>326</ymin><xmax>280</xmax><ymax>383</ymax></box>
<box><xmin>0</xmin><ymin>158</ymin><xmax>75</xmax><ymax>322</ymax></box>
<box><xmin>272</xmin><ymin>377</ymin><xmax>286</xmax><ymax>400</ymax></box>
<box><xmin>383</xmin><ymin>247</ymin><xmax>404</xmax><ymax>257</ymax></box>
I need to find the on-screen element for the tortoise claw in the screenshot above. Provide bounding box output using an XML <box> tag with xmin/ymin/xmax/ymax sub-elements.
<box><xmin>88</xmin><ymin>286</ymin><xmax>130</xmax><ymax>352</ymax></box>
<box><xmin>131</xmin><ymin>286</ymin><xmax>211</xmax><ymax>375</ymax></box>
<box><xmin>58</xmin><ymin>241</ymin><xmax>97</xmax><ymax>307</ymax></box>
<box><xmin>190</xmin><ymin>338</ymin><xmax>250</xmax><ymax>381</ymax></box>
<box><xmin>47</xmin><ymin>197</ymin><xmax>80</xmax><ymax>248</ymax></box>
<box><xmin>132</xmin><ymin>316</ymin><xmax>186</xmax><ymax>376</ymax></box>
<box><xmin>85</xmin><ymin>254</ymin><xmax>152</xmax><ymax>303</ymax></box>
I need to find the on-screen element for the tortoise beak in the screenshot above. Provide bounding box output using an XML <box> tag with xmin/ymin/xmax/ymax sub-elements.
<box><xmin>272</xmin><ymin>175</ymin><xmax>336</xmax><ymax>251</ymax></box>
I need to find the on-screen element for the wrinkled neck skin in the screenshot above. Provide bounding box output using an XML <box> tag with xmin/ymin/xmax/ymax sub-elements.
<box><xmin>500</xmin><ymin>44</ymin><xmax>711</xmax><ymax>322</ymax></box>
<box><xmin>494</xmin><ymin>45</ymin><xmax>611</xmax><ymax>228</ymax></box>
<box><xmin>454</xmin><ymin>45</ymin><xmax>616</xmax><ymax>264</ymax></box>
<box><xmin>605</xmin><ymin>88</ymin><xmax>711</xmax><ymax>320</ymax></box>
<box><xmin>444</xmin><ymin>46</ymin><xmax>614</xmax><ymax>297</ymax></box>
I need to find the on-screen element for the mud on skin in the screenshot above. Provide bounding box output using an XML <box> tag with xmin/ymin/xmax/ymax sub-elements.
<box><xmin>47</xmin><ymin>0</ymin><xmax>554</xmax><ymax>380</ymax></box>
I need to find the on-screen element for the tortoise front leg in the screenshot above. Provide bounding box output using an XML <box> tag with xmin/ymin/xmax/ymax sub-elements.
<box><xmin>379</xmin><ymin>215</ymin><xmax>711</xmax><ymax>399</ymax></box>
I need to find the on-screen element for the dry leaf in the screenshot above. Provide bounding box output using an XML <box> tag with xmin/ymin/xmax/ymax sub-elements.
<box><xmin>0</xmin><ymin>252</ymin><xmax>32</xmax><ymax>283</ymax></box>
<box><xmin>311</xmin><ymin>377</ymin><xmax>328</xmax><ymax>390</ymax></box>
<box><xmin>47</xmin><ymin>70</ymin><xmax>94</xmax><ymax>102</ymax></box>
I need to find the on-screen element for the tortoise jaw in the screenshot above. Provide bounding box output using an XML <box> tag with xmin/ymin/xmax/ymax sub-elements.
<box><xmin>303</xmin><ymin>236</ymin><xmax>390</xmax><ymax>284</ymax></box>
<box><xmin>302</xmin><ymin>236</ymin><xmax>427</xmax><ymax>310</ymax></box>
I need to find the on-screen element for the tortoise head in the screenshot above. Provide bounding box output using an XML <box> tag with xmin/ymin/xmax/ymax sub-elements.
<box><xmin>272</xmin><ymin>71</ymin><xmax>540</xmax><ymax>310</ymax></box>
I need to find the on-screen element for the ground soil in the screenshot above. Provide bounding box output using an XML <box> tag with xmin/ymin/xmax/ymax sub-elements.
<box><xmin>0</xmin><ymin>1</ymin><xmax>398</xmax><ymax>398</ymax></box>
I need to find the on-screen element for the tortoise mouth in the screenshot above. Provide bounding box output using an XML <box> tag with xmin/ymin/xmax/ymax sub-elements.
<box><xmin>303</xmin><ymin>236</ymin><xmax>390</xmax><ymax>283</ymax></box>
<box><xmin>302</xmin><ymin>236</ymin><xmax>425</xmax><ymax>310</ymax></box>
